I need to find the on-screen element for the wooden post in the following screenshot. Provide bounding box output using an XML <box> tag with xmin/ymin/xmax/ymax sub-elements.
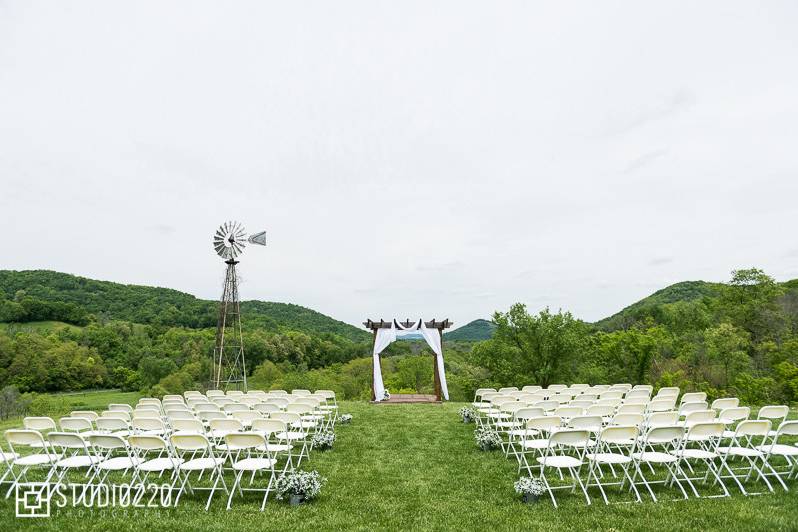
<box><xmin>370</xmin><ymin>328</ymin><xmax>377</xmax><ymax>401</ymax></box>
<box><xmin>433</xmin><ymin>328</ymin><xmax>442</xmax><ymax>402</ymax></box>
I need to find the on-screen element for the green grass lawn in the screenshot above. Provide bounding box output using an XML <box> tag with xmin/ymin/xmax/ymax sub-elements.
<box><xmin>0</xmin><ymin>396</ymin><xmax>796</xmax><ymax>531</ymax></box>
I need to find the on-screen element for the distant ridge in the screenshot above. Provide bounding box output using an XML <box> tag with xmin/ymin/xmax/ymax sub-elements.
<box><xmin>0</xmin><ymin>270</ymin><xmax>369</xmax><ymax>342</ymax></box>
<box><xmin>445</xmin><ymin>319</ymin><xmax>496</xmax><ymax>341</ymax></box>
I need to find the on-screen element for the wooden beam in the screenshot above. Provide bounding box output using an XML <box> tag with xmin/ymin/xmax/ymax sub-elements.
<box><xmin>362</xmin><ymin>318</ymin><xmax>453</xmax><ymax>331</ymax></box>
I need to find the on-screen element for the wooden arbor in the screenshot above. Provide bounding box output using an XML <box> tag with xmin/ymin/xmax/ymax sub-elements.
<box><xmin>363</xmin><ymin>318</ymin><xmax>453</xmax><ymax>402</ymax></box>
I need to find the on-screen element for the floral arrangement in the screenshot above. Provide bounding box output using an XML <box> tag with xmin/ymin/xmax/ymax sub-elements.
<box><xmin>311</xmin><ymin>431</ymin><xmax>336</xmax><ymax>450</ymax></box>
<box><xmin>275</xmin><ymin>470</ymin><xmax>326</xmax><ymax>502</ymax></box>
<box><xmin>459</xmin><ymin>406</ymin><xmax>476</xmax><ymax>423</ymax></box>
<box><xmin>514</xmin><ymin>476</ymin><xmax>545</xmax><ymax>496</ymax></box>
<box><xmin>383</xmin><ymin>389</ymin><xmax>391</xmax><ymax>400</ymax></box>
<box><xmin>339</xmin><ymin>414</ymin><xmax>353</xmax><ymax>424</ymax></box>
<box><xmin>474</xmin><ymin>426</ymin><xmax>502</xmax><ymax>450</ymax></box>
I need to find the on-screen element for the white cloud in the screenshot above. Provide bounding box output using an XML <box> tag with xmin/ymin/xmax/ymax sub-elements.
<box><xmin>1</xmin><ymin>1</ymin><xmax>797</xmax><ymax>328</ymax></box>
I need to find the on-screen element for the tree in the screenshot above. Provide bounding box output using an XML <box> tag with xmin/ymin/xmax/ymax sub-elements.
<box><xmin>473</xmin><ymin>304</ymin><xmax>589</xmax><ymax>387</ymax></box>
<box><xmin>704</xmin><ymin>323</ymin><xmax>751</xmax><ymax>390</ymax></box>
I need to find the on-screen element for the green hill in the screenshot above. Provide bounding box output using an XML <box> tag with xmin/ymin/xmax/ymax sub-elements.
<box><xmin>0</xmin><ymin>270</ymin><xmax>369</xmax><ymax>341</ymax></box>
<box><xmin>445</xmin><ymin>319</ymin><xmax>496</xmax><ymax>341</ymax></box>
<box><xmin>594</xmin><ymin>280</ymin><xmax>721</xmax><ymax>331</ymax></box>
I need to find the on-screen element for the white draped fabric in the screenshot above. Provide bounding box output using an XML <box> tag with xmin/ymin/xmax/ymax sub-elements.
<box><xmin>371</xmin><ymin>319</ymin><xmax>449</xmax><ymax>401</ymax></box>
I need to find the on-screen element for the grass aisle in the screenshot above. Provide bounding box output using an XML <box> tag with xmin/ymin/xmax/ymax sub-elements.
<box><xmin>0</xmin><ymin>401</ymin><xmax>796</xmax><ymax>531</ymax></box>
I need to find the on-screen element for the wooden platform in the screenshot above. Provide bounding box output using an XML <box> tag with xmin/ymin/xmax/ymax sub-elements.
<box><xmin>373</xmin><ymin>394</ymin><xmax>440</xmax><ymax>404</ymax></box>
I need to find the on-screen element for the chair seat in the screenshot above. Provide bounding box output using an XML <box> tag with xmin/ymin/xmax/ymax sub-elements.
<box><xmin>633</xmin><ymin>451</ymin><xmax>677</xmax><ymax>463</ymax></box>
<box><xmin>277</xmin><ymin>431</ymin><xmax>305</xmax><ymax>441</ymax></box>
<box><xmin>587</xmin><ymin>452</ymin><xmax>632</xmax><ymax>464</ymax></box>
<box><xmin>257</xmin><ymin>443</ymin><xmax>292</xmax><ymax>453</ymax></box>
<box><xmin>98</xmin><ymin>456</ymin><xmax>142</xmax><ymax>470</ymax></box>
<box><xmin>209</xmin><ymin>429</ymin><xmax>233</xmax><ymax>438</ymax></box>
<box><xmin>15</xmin><ymin>454</ymin><xmax>57</xmax><ymax>466</ymax></box>
<box><xmin>670</xmin><ymin>449</ymin><xmax>717</xmax><ymax>460</ymax></box>
<box><xmin>495</xmin><ymin>421</ymin><xmax>520</xmax><ymax>429</ymax></box>
<box><xmin>291</xmin><ymin>421</ymin><xmax>317</xmax><ymax>429</ymax></box>
<box><xmin>139</xmin><ymin>457</ymin><xmax>183</xmax><ymax>471</ymax></box>
<box><xmin>232</xmin><ymin>457</ymin><xmax>277</xmax><ymax>471</ymax></box>
<box><xmin>521</xmin><ymin>439</ymin><xmax>550</xmax><ymax>449</ymax></box>
<box><xmin>717</xmin><ymin>446</ymin><xmax>761</xmax><ymax>458</ymax></box>
<box><xmin>508</xmin><ymin>429</ymin><xmax>538</xmax><ymax>438</ymax></box>
<box><xmin>536</xmin><ymin>455</ymin><xmax>583</xmax><ymax>468</ymax></box>
<box><xmin>756</xmin><ymin>444</ymin><xmax>798</xmax><ymax>456</ymax></box>
<box><xmin>486</xmin><ymin>412</ymin><xmax>510</xmax><ymax>419</ymax></box>
<box><xmin>55</xmin><ymin>455</ymin><xmax>103</xmax><ymax>468</ymax></box>
<box><xmin>0</xmin><ymin>452</ymin><xmax>19</xmax><ymax>463</ymax></box>
<box><xmin>319</xmin><ymin>405</ymin><xmax>338</xmax><ymax>411</ymax></box>
<box><xmin>180</xmin><ymin>457</ymin><xmax>225</xmax><ymax>470</ymax></box>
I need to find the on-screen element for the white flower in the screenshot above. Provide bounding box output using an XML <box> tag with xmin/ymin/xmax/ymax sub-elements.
<box><xmin>275</xmin><ymin>470</ymin><xmax>326</xmax><ymax>500</ymax></box>
<box><xmin>514</xmin><ymin>477</ymin><xmax>545</xmax><ymax>496</ymax></box>
<box><xmin>311</xmin><ymin>431</ymin><xmax>336</xmax><ymax>449</ymax></box>
<box><xmin>474</xmin><ymin>427</ymin><xmax>502</xmax><ymax>449</ymax></box>
<box><xmin>339</xmin><ymin>414</ymin><xmax>353</xmax><ymax>424</ymax></box>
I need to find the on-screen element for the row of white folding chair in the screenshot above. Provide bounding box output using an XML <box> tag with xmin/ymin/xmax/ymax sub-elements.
<box><xmin>516</xmin><ymin>419</ymin><xmax>798</xmax><ymax>507</ymax></box>
<box><xmin>3</xmin><ymin>428</ymin><xmax>286</xmax><ymax>510</ymax></box>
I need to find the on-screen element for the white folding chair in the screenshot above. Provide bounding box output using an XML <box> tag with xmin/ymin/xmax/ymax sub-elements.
<box><xmin>46</xmin><ymin>432</ymin><xmax>104</xmax><ymax>490</ymax></box>
<box><xmin>3</xmin><ymin>430</ymin><xmax>56</xmax><ymax>499</ymax></box>
<box><xmin>755</xmin><ymin>420</ymin><xmax>798</xmax><ymax>482</ymax></box>
<box><xmin>586</xmin><ymin>425</ymin><xmax>641</xmax><ymax>504</ymax></box>
<box><xmin>224</xmin><ymin>432</ymin><xmax>277</xmax><ymax>511</ymax></box>
<box><xmin>518</xmin><ymin>416</ymin><xmax>562</xmax><ymax>475</ymax></box>
<box><xmin>670</xmin><ymin>422</ymin><xmax>729</xmax><ymax>498</ymax></box>
<box><xmin>127</xmin><ymin>435</ymin><xmax>183</xmax><ymax>487</ymax></box>
<box><xmin>170</xmin><ymin>433</ymin><xmax>228</xmax><ymax>510</ymax></box>
<box><xmin>630</xmin><ymin>426</ymin><xmax>689</xmax><ymax>502</ymax></box>
<box><xmin>536</xmin><ymin>429</ymin><xmax>592</xmax><ymax>508</ymax></box>
<box><xmin>716</xmin><ymin>420</ymin><xmax>785</xmax><ymax>494</ymax></box>
<box><xmin>88</xmin><ymin>434</ymin><xmax>140</xmax><ymax>484</ymax></box>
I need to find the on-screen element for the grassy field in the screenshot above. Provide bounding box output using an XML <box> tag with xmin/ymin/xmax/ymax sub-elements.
<box><xmin>0</xmin><ymin>394</ymin><xmax>796</xmax><ymax>531</ymax></box>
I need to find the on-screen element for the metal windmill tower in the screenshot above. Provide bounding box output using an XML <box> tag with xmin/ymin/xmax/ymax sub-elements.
<box><xmin>211</xmin><ymin>221</ymin><xmax>267</xmax><ymax>391</ymax></box>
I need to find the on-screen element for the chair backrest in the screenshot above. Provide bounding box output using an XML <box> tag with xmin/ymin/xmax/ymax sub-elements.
<box><xmin>644</xmin><ymin>425</ymin><xmax>684</xmax><ymax>445</ymax></box>
<box><xmin>757</xmin><ymin>405</ymin><xmax>789</xmax><ymax>422</ymax></box>
<box><xmin>568</xmin><ymin>415</ymin><xmax>603</xmax><ymax>431</ymax></box>
<box><xmin>774</xmin><ymin>420</ymin><xmax>798</xmax><ymax>439</ymax></box>
<box><xmin>48</xmin><ymin>431</ymin><xmax>88</xmax><ymax>450</ymax></box>
<box><xmin>731</xmin><ymin>420</ymin><xmax>771</xmax><ymax>440</ymax></box>
<box><xmin>60</xmin><ymin>416</ymin><xmax>93</xmax><ymax>432</ymax></box>
<box><xmin>96</xmin><ymin>417</ymin><xmax>128</xmax><ymax>432</ymax></box>
<box><xmin>254</xmin><ymin>403</ymin><xmax>280</xmax><ymax>415</ymax></box>
<box><xmin>132</xmin><ymin>417</ymin><xmax>165</xmax><ymax>432</ymax></box>
<box><xmin>200</xmin><ymin>411</ymin><xmax>228</xmax><ymax>422</ymax></box>
<box><xmin>711</xmin><ymin>397</ymin><xmax>739</xmax><ymax>410</ymax></box>
<box><xmin>128</xmin><ymin>434</ymin><xmax>168</xmax><ymax>451</ymax></box>
<box><xmin>599</xmin><ymin>425</ymin><xmax>639</xmax><ymax>446</ymax></box>
<box><xmin>535</xmin><ymin>401</ymin><xmax>559</xmax><ymax>412</ymax></box>
<box><xmin>291</xmin><ymin>389</ymin><xmax>312</xmax><ymax>396</ymax></box>
<box><xmin>680</xmin><ymin>392</ymin><xmax>706</xmax><ymax>404</ymax></box>
<box><xmin>685</xmin><ymin>421</ymin><xmax>724</xmax><ymax>442</ymax></box>
<box><xmin>167</xmin><ymin>410</ymin><xmax>196</xmax><ymax>421</ymax></box>
<box><xmin>647</xmin><ymin>411</ymin><xmax>679</xmax><ymax>428</ymax></box>
<box><xmin>678</xmin><ymin>401</ymin><xmax>708</xmax><ymax>416</ymax></box>
<box><xmin>586</xmin><ymin>405</ymin><xmax>614</xmax><ymax>417</ymax></box>
<box><xmin>239</xmin><ymin>397</ymin><xmax>260</xmax><ymax>406</ymax></box>
<box><xmin>600</xmin><ymin>391</ymin><xmax>624</xmax><ymax>400</ymax></box>
<box><xmin>684</xmin><ymin>410</ymin><xmax>717</xmax><ymax>426</ymax></box>
<box><xmin>232</xmin><ymin>411</ymin><xmax>263</xmax><ymax>423</ymax></box>
<box><xmin>193</xmin><ymin>403</ymin><xmax>220</xmax><ymax>413</ymax></box>
<box><xmin>578</xmin><ymin>394</ymin><xmax>599</xmax><ymax>402</ymax></box>
<box><xmin>171</xmin><ymin>433</ymin><xmax>212</xmax><ymax>451</ymax></box>
<box><xmin>5</xmin><ymin>429</ymin><xmax>47</xmax><ymax>448</ymax></box>
<box><xmin>101</xmin><ymin>410</ymin><xmax>131</xmax><ymax>421</ymax></box>
<box><xmin>612</xmin><ymin>413</ymin><xmax>644</xmax><ymax>427</ymax></box>
<box><xmin>647</xmin><ymin>398</ymin><xmax>676</xmax><ymax>412</ymax></box>
<box><xmin>547</xmin><ymin>384</ymin><xmax>567</xmax><ymax>392</ymax></box>
<box><xmin>225</xmin><ymin>431</ymin><xmax>267</xmax><ymax>451</ymax></box>
<box><xmin>223</xmin><ymin>403</ymin><xmax>251</xmax><ymax>413</ymax></box>
<box><xmin>548</xmin><ymin>428</ymin><xmax>590</xmax><ymax>448</ymax></box>
<box><xmin>617</xmin><ymin>403</ymin><xmax>646</xmax><ymax>415</ymax></box>
<box><xmin>514</xmin><ymin>407</ymin><xmax>545</xmax><ymax>421</ymax></box>
<box><xmin>286</xmin><ymin>403</ymin><xmax>312</xmax><ymax>415</ymax></box>
<box><xmin>521</xmin><ymin>385</ymin><xmax>542</xmax><ymax>393</ymax></box>
<box><xmin>526</xmin><ymin>416</ymin><xmax>562</xmax><ymax>432</ymax></box>
<box><xmin>632</xmin><ymin>384</ymin><xmax>653</xmax><ymax>392</ymax></box>
<box><xmin>171</xmin><ymin>419</ymin><xmax>205</xmax><ymax>434</ymax></box>
<box><xmin>251</xmin><ymin>418</ymin><xmax>287</xmax><ymax>436</ymax></box>
<box><xmin>596</xmin><ymin>398</ymin><xmax>622</xmax><ymax>408</ymax></box>
<box><xmin>209</xmin><ymin>418</ymin><xmax>244</xmax><ymax>432</ymax></box>
<box><xmin>271</xmin><ymin>412</ymin><xmax>301</xmax><ymax>424</ymax></box>
<box><xmin>554</xmin><ymin>406</ymin><xmax>583</xmax><ymax>418</ymax></box>
<box><xmin>133</xmin><ymin>409</ymin><xmax>161</xmax><ymax>419</ymax></box>
<box><xmin>89</xmin><ymin>434</ymin><xmax>128</xmax><ymax>450</ymax></box>
<box><xmin>71</xmin><ymin>410</ymin><xmax>99</xmax><ymax>421</ymax></box>
<box><xmin>656</xmin><ymin>386</ymin><xmax>679</xmax><ymax>396</ymax></box>
<box><xmin>23</xmin><ymin>416</ymin><xmax>57</xmax><ymax>431</ymax></box>
<box><xmin>206</xmin><ymin>390</ymin><xmax>225</xmax><ymax>397</ymax></box>
<box><xmin>500</xmin><ymin>402</ymin><xmax>526</xmax><ymax>414</ymax></box>
<box><xmin>717</xmin><ymin>407</ymin><xmax>749</xmax><ymax>424</ymax></box>
<box><xmin>267</xmin><ymin>397</ymin><xmax>290</xmax><ymax>408</ymax></box>
<box><xmin>569</xmin><ymin>400</ymin><xmax>594</xmax><ymax>409</ymax></box>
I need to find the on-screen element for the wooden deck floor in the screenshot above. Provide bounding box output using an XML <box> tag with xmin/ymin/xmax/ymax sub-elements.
<box><xmin>374</xmin><ymin>394</ymin><xmax>440</xmax><ymax>404</ymax></box>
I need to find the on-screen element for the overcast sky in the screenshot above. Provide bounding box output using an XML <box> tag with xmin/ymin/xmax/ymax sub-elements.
<box><xmin>1</xmin><ymin>1</ymin><xmax>797</xmax><ymax>330</ymax></box>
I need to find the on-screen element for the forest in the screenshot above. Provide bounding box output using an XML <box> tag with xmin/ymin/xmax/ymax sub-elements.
<box><xmin>0</xmin><ymin>268</ymin><xmax>796</xmax><ymax>409</ymax></box>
